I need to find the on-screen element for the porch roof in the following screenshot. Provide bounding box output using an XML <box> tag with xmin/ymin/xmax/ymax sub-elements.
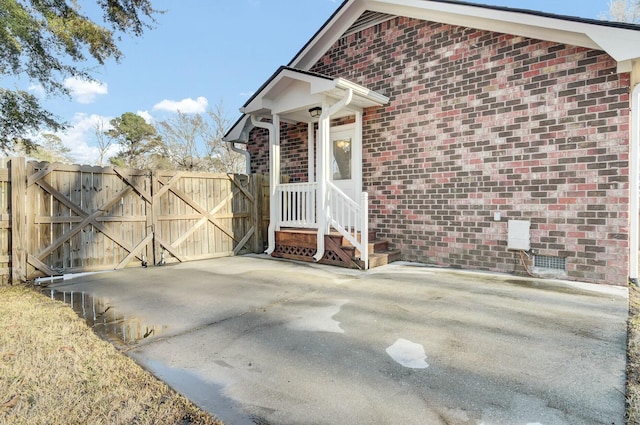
<box><xmin>223</xmin><ymin>66</ymin><xmax>388</xmax><ymax>143</ymax></box>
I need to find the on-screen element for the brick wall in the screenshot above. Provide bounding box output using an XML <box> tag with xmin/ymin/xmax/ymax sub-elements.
<box><xmin>249</xmin><ymin>124</ymin><xmax>309</xmax><ymax>182</ymax></box>
<box><xmin>252</xmin><ymin>16</ymin><xmax>631</xmax><ymax>285</ymax></box>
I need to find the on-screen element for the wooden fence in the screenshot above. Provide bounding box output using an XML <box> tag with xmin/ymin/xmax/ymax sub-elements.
<box><xmin>1</xmin><ymin>158</ymin><xmax>270</xmax><ymax>284</ymax></box>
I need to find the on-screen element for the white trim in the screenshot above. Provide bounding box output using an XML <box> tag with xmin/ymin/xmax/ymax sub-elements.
<box><xmin>230</xmin><ymin>142</ymin><xmax>251</xmax><ymax>174</ymax></box>
<box><xmin>251</xmin><ymin>116</ymin><xmax>278</xmax><ymax>255</ymax></box>
<box><xmin>329</xmin><ymin>123</ymin><xmax>358</xmax><ymax>200</ymax></box>
<box><xmin>335</xmin><ymin>78</ymin><xmax>390</xmax><ymax>105</ymax></box>
<box><xmin>630</xmin><ymin>84</ymin><xmax>640</xmax><ymax>284</ymax></box>
<box><xmin>355</xmin><ymin>111</ymin><xmax>363</xmax><ymax>194</ymax></box>
<box><xmin>273</xmin><ymin>114</ymin><xmax>281</xmax><ymax>234</ymax></box>
<box><xmin>314</xmin><ymin>90</ymin><xmax>354</xmax><ymax>262</ymax></box>
<box><xmin>242</xmin><ymin>68</ymin><xmax>389</xmax><ymax>118</ymax></box>
<box><xmin>308</xmin><ymin>123</ymin><xmax>315</xmax><ymax>183</ymax></box>
<box><xmin>291</xmin><ymin>0</ymin><xmax>640</xmax><ymax>71</ymax></box>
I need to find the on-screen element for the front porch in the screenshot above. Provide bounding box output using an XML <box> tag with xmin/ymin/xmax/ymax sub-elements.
<box><xmin>224</xmin><ymin>66</ymin><xmax>394</xmax><ymax>269</ymax></box>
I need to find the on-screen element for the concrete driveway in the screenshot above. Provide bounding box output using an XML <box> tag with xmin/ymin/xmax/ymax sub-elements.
<box><xmin>49</xmin><ymin>255</ymin><xmax>628</xmax><ymax>425</ymax></box>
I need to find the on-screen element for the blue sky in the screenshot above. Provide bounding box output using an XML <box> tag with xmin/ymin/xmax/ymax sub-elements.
<box><xmin>29</xmin><ymin>0</ymin><xmax>617</xmax><ymax>163</ymax></box>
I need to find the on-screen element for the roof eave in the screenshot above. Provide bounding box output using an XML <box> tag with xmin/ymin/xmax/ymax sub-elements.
<box><xmin>290</xmin><ymin>0</ymin><xmax>640</xmax><ymax>70</ymax></box>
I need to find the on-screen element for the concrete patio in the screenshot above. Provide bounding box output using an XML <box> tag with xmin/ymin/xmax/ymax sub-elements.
<box><xmin>48</xmin><ymin>255</ymin><xmax>628</xmax><ymax>425</ymax></box>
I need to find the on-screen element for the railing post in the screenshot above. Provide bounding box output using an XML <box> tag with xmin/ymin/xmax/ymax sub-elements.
<box><xmin>361</xmin><ymin>191</ymin><xmax>368</xmax><ymax>270</ymax></box>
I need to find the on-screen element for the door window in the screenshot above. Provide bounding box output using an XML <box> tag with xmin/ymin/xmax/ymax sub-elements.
<box><xmin>332</xmin><ymin>137</ymin><xmax>351</xmax><ymax>180</ymax></box>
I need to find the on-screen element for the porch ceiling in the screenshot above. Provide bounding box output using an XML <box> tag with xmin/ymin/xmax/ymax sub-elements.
<box><xmin>240</xmin><ymin>66</ymin><xmax>389</xmax><ymax>123</ymax></box>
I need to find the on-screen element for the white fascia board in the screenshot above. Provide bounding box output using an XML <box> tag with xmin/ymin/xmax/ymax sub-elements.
<box><xmin>243</xmin><ymin>98</ymin><xmax>273</xmax><ymax>115</ymax></box>
<box><xmin>587</xmin><ymin>26</ymin><xmax>640</xmax><ymax>63</ymax></box>
<box><xmin>244</xmin><ymin>69</ymin><xmax>333</xmax><ymax>114</ymax></box>
<box><xmin>369</xmin><ymin>0</ymin><xmax>640</xmax><ymax>62</ymax></box>
<box><xmin>367</xmin><ymin>0</ymin><xmax>599</xmax><ymax>48</ymax></box>
<box><xmin>223</xmin><ymin>114</ymin><xmax>250</xmax><ymax>143</ymax></box>
<box><xmin>335</xmin><ymin>78</ymin><xmax>390</xmax><ymax>105</ymax></box>
<box><xmin>293</xmin><ymin>0</ymin><xmax>640</xmax><ymax>72</ymax></box>
<box><xmin>243</xmin><ymin>93</ymin><xmax>267</xmax><ymax>115</ymax></box>
<box><xmin>292</xmin><ymin>0</ymin><xmax>368</xmax><ymax>70</ymax></box>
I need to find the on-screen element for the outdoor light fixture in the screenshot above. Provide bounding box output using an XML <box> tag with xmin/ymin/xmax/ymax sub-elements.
<box><xmin>309</xmin><ymin>107</ymin><xmax>322</xmax><ymax>118</ymax></box>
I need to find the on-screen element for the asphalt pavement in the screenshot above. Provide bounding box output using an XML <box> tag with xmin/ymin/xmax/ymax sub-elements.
<box><xmin>48</xmin><ymin>255</ymin><xmax>629</xmax><ymax>425</ymax></box>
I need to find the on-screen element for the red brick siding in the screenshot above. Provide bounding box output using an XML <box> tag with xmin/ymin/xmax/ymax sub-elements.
<box><xmin>249</xmin><ymin>127</ymin><xmax>269</xmax><ymax>175</ymax></box>
<box><xmin>253</xmin><ymin>16</ymin><xmax>631</xmax><ymax>285</ymax></box>
<box><xmin>249</xmin><ymin>118</ymin><xmax>355</xmax><ymax>181</ymax></box>
<box><xmin>249</xmin><ymin>124</ymin><xmax>309</xmax><ymax>182</ymax></box>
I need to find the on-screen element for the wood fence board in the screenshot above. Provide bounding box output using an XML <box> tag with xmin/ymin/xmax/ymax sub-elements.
<box><xmin>10</xmin><ymin>158</ymin><xmax>27</xmax><ymax>283</ymax></box>
<box><xmin>0</xmin><ymin>160</ymin><xmax>271</xmax><ymax>284</ymax></box>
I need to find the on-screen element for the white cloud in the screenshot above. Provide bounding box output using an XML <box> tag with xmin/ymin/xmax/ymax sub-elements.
<box><xmin>54</xmin><ymin>113</ymin><xmax>120</xmax><ymax>165</ymax></box>
<box><xmin>137</xmin><ymin>110</ymin><xmax>153</xmax><ymax>123</ymax></box>
<box><xmin>28</xmin><ymin>84</ymin><xmax>45</xmax><ymax>97</ymax></box>
<box><xmin>152</xmin><ymin>96</ymin><xmax>208</xmax><ymax>114</ymax></box>
<box><xmin>239</xmin><ymin>91</ymin><xmax>255</xmax><ymax>97</ymax></box>
<box><xmin>63</xmin><ymin>77</ymin><xmax>108</xmax><ymax>104</ymax></box>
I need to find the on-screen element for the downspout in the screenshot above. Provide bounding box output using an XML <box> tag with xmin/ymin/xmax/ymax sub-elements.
<box><xmin>313</xmin><ymin>88</ymin><xmax>354</xmax><ymax>262</ymax></box>
<box><xmin>230</xmin><ymin>142</ymin><xmax>251</xmax><ymax>175</ymax></box>
<box><xmin>630</xmin><ymin>83</ymin><xmax>640</xmax><ymax>285</ymax></box>
<box><xmin>251</xmin><ymin>116</ymin><xmax>278</xmax><ymax>255</ymax></box>
<box><xmin>308</xmin><ymin>123</ymin><xmax>315</xmax><ymax>183</ymax></box>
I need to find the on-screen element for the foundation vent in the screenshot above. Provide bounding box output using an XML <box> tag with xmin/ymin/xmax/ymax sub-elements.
<box><xmin>534</xmin><ymin>255</ymin><xmax>566</xmax><ymax>271</ymax></box>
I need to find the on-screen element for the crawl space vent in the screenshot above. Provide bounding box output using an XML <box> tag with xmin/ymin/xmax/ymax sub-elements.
<box><xmin>534</xmin><ymin>255</ymin><xmax>566</xmax><ymax>271</ymax></box>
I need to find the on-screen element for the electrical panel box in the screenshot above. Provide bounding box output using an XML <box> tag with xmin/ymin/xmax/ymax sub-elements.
<box><xmin>507</xmin><ymin>220</ymin><xmax>530</xmax><ymax>251</ymax></box>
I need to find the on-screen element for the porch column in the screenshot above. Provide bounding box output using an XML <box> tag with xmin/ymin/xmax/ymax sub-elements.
<box><xmin>313</xmin><ymin>105</ymin><xmax>329</xmax><ymax>262</ymax></box>
<box><xmin>308</xmin><ymin>122</ymin><xmax>315</xmax><ymax>183</ymax></box>
<box><xmin>273</xmin><ymin>114</ymin><xmax>281</xmax><ymax>232</ymax></box>
<box><xmin>251</xmin><ymin>115</ymin><xmax>279</xmax><ymax>255</ymax></box>
<box><xmin>355</xmin><ymin>109</ymin><xmax>363</xmax><ymax>196</ymax></box>
<box><xmin>630</xmin><ymin>84</ymin><xmax>640</xmax><ymax>284</ymax></box>
<box><xmin>313</xmin><ymin>90</ymin><xmax>354</xmax><ymax>262</ymax></box>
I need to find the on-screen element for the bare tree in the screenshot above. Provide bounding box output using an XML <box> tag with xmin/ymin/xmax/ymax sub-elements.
<box><xmin>13</xmin><ymin>133</ymin><xmax>73</xmax><ymax>163</ymax></box>
<box><xmin>204</xmin><ymin>103</ymin><xmax>245</xmax><ymax>174</ymax></box>
<box><xmin>601</xmin><ymin>0</ymin><xmax>640</xmax><ymax>23</ymax></box>
<box><xmin>156</xmin><ymin>112</ymin><xmax>207</xmax><ymax>171</ymax></box>
<box><xmin>153</xmin><ymin>102</ymin><xmax>245</xmax><ymax>173</ymax></box>
<box><xmin>94</xmin><ymin>118</ymin><xmax>114</xmax><ymax>166</ymax></box>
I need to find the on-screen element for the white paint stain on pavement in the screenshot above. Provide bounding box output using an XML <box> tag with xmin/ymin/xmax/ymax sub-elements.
<box><xmin>287</xmin><ymin>299</ymin><xmax>349</xmax><ymax>333</ymax></box>
<box><xmin>386</xmin><ymin>338</ymin><xmax>429</xmax><ymax>369</ymax></box>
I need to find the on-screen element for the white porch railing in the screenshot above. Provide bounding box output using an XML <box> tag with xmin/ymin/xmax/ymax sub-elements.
<box><xmin>327</xmin><ymin>182</ymin><xmax>368</xmax><ymax>269</ymax></box>
<box><xmin>276</xmin><ymin>182</ymin><xmax>317</xmax><ymax>228</ymax></box>
<box><xmin>276</xmin><ymin>181</ymin><xmax>369</xmax><ymax>268</ymax></box>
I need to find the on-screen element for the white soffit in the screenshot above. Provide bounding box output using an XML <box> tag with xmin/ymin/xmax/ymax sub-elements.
<box><xmin>242</xmin><ymin>68</ymin><xmax>389</xmax><ymax>117</ymax></box>
<box><xmin>291</xmin><ymin>0</ymin><xmax>640</xmax><ymax>70</ymax></box>
<box><xmin>223</xmin><ymin>114</ymin><xmax>251</xmax><ymax>143</ymax></box>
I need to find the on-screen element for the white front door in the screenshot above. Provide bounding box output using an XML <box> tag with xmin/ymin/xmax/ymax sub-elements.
<box><xmin>330</xmin><ymin>124</ymin><xmax>360</xmax><ymax>202</ymax></box>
